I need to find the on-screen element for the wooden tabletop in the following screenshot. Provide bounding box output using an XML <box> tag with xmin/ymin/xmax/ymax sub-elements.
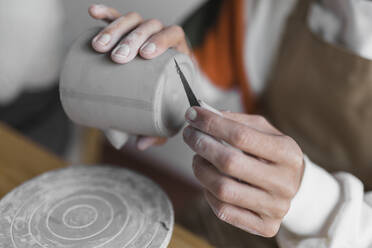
<box><xmin>0</xmin><ymin>123</ymin><xmax>213</xmax><ymax>248</ymax></box>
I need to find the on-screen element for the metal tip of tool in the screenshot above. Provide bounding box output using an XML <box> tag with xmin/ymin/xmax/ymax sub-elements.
<box><xmin>174</xmin><ymin>59</ymin><xmax>181</xmax><ymax>74</ymax></box>
<box><xmin>173</xmin><ymin>58</ymin><xmax>201</xmax><ymax>107</ymax></box>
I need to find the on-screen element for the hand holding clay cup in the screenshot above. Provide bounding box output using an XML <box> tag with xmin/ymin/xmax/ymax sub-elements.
<box><xmin>88</xmin><ymin>4</ymin><xmax>191</xmax><ymax>150</ymax></box>
<box><xmin>183</xmin><ymin>108</ymin><xmax>305</xmax><ymax>237</ymax></box>
<box><xmin>89</xmin><ymin>4</ymin><xmax>191</xmax><ymax>62</ymax></box>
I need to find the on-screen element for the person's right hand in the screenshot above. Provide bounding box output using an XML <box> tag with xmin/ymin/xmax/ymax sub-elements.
<box><xmin>88</xmin><ymin>4</ymin><xmax>191</xmax><ymax>150</ymax></box>
<box><xmin>183</xmin><ymin>108</ymin><xmax>305</xmax><ymax>237</ymax></box>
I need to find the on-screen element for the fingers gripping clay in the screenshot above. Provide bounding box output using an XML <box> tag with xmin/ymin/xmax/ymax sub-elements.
<box><xmin>60</xmin><ymin>27</ymin><xmax>196</xmax><ymax>147</ymax></box>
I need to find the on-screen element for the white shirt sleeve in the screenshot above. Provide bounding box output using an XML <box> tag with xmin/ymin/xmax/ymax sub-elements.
<box><xmin>277</xmin><ymin>156</ymin><xmax>372</xmax><ymax>248</ymax></box>
<box><xmin>308</xmin><ymin>0</ymin><xmax>372</xmax><ymax>60</ymax></box>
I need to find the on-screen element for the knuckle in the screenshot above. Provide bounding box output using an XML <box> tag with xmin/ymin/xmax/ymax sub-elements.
<box><xmin>115</xmin><ymin>15</ymin><xmax>128</xmax><ymax>24</ymax></box>
<box><xmin>230</xmin><ymin>129</ymin><xmax>248</xmax><ymax>147</ymax></box>
<box><xmin>261</xmin><ymin>220</ymin><xmax>281</xmax><ymax>237</ymax></box>
<box><xmin>291</xmin><ymin>154</ymin><xmax>304</xmax><ymax>170</ymax></box>
<box><xmin>286</xmin><ymin>183</ymin><xmax>298</xmax><ymax>198</ymax></box>
<box><xmin>101</xmin><ymin>27</ymin><xmax>114</xmax><ymax>36</ymax></box>
<box><xmin>104</xmin><ymin>16</ymin><xmax>126</xmax><ymax>32</ymax></box>
<box><xmin>213</xmin><ymin>179</ymin><xmax>232</xmax><ymax>201</ymax></box>
<box><xmin>293</xmin><ymin>152</ymin><xmax>304</xmax><ymax>170</ymax></box>
<box><xmin>146</xmin><ymin>18</ymin><xmax>163</xmax><ymax>28</ymax></box>
<box><xmin>169</xmin><ymin>25</ymin><xmax>185</xmax><ymax>37</ymax></box>
<box><xmin>215</xmin><ymin>203</ymin><xmax>230</xmax><ymax>221</ymax></box>
<box><xmin>220</xmin><ymin>152</ymin><xmax>238</xmax><ymax>174</ymax></box>
<box><xmin>266</xmin><ymin>176</ymin><xmax>287</xmax><ymax>198</ymax></box>
<box><xmin>279</xmin><ymin>201</ymin><xmax>291</xmax><ymax>217</ymax></box>
<box><xmin>201</xmin><ymin>116</ymin><xmax>215</xmax><ymax>133</ymax></box>
<box><xmin>253</xmin><ymin>115</ymin><xmax>267</xmax><ymax>125</ymax></box>
<box><xmin>255</xmin><ymin>199</ymin><xmax>267</xmax><ymax>214</ymax></box>
<box><xmin>125</xmin><ymin>11</ymin><xmax>142</xmax><ymax>20</ymax></box>
<box><xmin>123</xmin><ymin>31</ymin><xmax>142</xmax><ymax>44</ymax></box>
<box><xmin>278</xmin><ymin>179</ymin><xmax>298</xmax><ymax>198</ymax></box>
<box><xmin>272</xmin><ymin>200</ymin><xmax>290</xmax><ymax>218</ymax></box>
<box><xmin>150</xmin><ymin>35</ymin><xmax>167</xmax><ymax>48</ymax></box>
<box><xmin>284</xmin><ymin>136</ymin><xmax>304</xmax><ymax>167</ymax></box>
<box><xmin>194</xmin><ymin>135</ymin><xmax>207</xmax><ymax>152</ymax></box>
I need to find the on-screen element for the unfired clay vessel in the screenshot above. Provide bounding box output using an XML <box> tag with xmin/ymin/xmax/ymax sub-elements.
<box><xmin>0</xmin><ymin>165</ymin><xmax>174</xmax><ymax>248</ymax></box>
<box><xmin>60</xmin><ymin>27</ymin><xmax>196</xmax><ymax>145</ymax></box>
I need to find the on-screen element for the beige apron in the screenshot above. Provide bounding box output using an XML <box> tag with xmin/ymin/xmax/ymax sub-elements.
<box><xmin>180</xmin><ymin>0</ymin><xmax>372</xmax><ymax>247</ymax></box>
<box><xmin>264</xmin><ymin>0</ymin><xmax>372</xmax><ymax>191</ymax></box>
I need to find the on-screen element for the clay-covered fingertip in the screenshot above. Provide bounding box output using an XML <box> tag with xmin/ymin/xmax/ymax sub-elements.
<box><xmin>139</xmin><ymin>53</ymin><xmax>154</xmax><ymax>60</ymax></box>
<box><xmin>136</xmin><ymin>140</ymin><xmax>150</xmax><ymax>151</ymax></box>
<box><xmin>91</xmin><ymin>42</ymin><xmax>107</xmax><ymax>53</ymax></box>
<box><xmin>110</xmin><ymin>54</ymin><xmax>130</xmax><ymax>64</ymax></box>
<box><xmin>88</xmin><ymin>4</ymin><xmax>105</xmax><ymax>18</ymax></box>
<box><xmin>139</xmin><ymin>48</ymin><xmax>158</xmax><ymax>60</ymax></box>
<box><xmin>88</xmin><ymin>5</ymin><xmax>98</xmax><ymax>16</ymax></box>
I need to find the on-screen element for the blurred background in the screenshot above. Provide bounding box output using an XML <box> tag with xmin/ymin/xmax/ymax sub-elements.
<box><xmin>0</xmin><ymin>0</ymin><xmax>242</xmax><ymax>211</ymax></box>
<box><xmin>63</xmin><ymin>0</ymin><xmax>204</xmax><ymax>47</ymax></box>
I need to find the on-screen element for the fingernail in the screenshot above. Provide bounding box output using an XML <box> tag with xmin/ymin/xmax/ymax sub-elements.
<box><xmin>113</xmin><ymin>44</ymin><xmax>130</xmax><ymax>58</ymax></box>
<box><xmin>94</xmin><ymin>4</ymin><xmax>106</xmax><ymax>11</ymax></box>
<box><xmin>247</xmin><ymin>229</ymin><xmax>261</xmax><ymax>236</ymax></box>
<box><xmin>96</xmin><ymin>33</ymin><xmax>111</xmax><ymax>46</ymax></box>
<box><xmin>141</xmin><ymin>42</ymin><xmax>156</xmax><ymax>54</ymax></box>
<box><xmin>137</xmin><ymin>137</ymin><xmax>152</xmax><ymax>151</ymax></box>
<box><xmin>186</xmin><ymin>108</ymin><xmax>197</xmax><ymax>121</ymax></box>
<box><xmin>183</xmin><ymin>127</ymin><xmax>192</xmax><ymax>139</ymax></box>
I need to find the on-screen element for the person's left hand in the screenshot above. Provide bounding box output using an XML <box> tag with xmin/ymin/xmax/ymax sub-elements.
<box><xmin>88</xmin><ymin>4</ymin><xmax>191</xmax><ymax>150</ymax></box>
<box><xmin>183</xmin><ymin>107</ymin><xmax>304</xmax><ymax>237</ymax></box>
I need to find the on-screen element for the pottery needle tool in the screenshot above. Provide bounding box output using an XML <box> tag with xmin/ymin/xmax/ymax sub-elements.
<box><xmin>174</xmin><ymin>59</ymin><xmax>200</xmax><ymax>107</ymax></box>
<box><xmin>174</xmin><ymin>59</ymin><xmax>246</xmax><ymax>186</ymax></box>
<box><xmin>174</xmin><ymin>59</ymin><xmax>221</xmax><ymax>116</ymax></box>
<box><xmin>174</xmin><ymin>59</ymin><xmax>242</xmax><ymax>149</ymax></box>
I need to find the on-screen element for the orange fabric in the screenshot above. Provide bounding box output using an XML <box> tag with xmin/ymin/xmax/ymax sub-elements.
<box><xmin>193</xmin><ymin>0</ymin><xmax>255</xmax><ymax>113</ymax></box>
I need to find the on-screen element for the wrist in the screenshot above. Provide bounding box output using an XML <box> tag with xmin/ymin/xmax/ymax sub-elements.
<box><xmin>282</xmin><ymin>156</ymin><xmax>341</xmax><ymax>236</ymax></box>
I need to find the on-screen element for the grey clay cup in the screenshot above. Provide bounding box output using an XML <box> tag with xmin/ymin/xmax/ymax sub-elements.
<box><xmin>60</xmin><ymin>27</ymin><xmax>196</xmax><ymax>138</ymax></box>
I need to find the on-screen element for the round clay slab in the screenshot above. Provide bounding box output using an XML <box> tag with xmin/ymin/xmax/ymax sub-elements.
<box><xmin>0</xmin><ymin>165</ymin><xmax>174</xmax><ymax>248</ymax></box>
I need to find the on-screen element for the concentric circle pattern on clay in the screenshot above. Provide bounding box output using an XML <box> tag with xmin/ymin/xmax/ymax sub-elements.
<box><xmin>0</xmin><ymin>165</ymin><xmax>174</xmax><ymax>248</ymax></box>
